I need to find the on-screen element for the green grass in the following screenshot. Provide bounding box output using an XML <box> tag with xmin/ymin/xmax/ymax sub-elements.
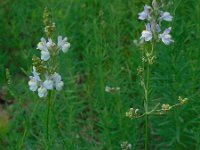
<box><xmin>0</xmin><ymin>0</ymin><xmax>200</xmax><ymax>149</ymax></box>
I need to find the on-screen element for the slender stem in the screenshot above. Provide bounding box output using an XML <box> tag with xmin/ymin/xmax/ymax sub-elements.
<box><xmin>144</xmin><ymin>42</ymin><xmax>154</xmax><ymax>150</ymax></box>
<box><xmin>145</xmin><ymin>113</ymin><xmax>149</xmax><ymax>150</ymax></box>
<box><xmin>145</xmin><ymin>62</ymin><xmax>150</xmax><ymax>150</ymax></box>
<box><xmin>46</xmin><ymin>91</ymin><xmax>52</xmax><ymax>149</ymax></box>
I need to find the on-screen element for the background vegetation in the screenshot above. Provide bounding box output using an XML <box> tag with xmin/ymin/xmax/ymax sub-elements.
<box><xmin>0</xmin><ymin>0</ymin><xmax>200</xmax><ymax>149</ymax></box>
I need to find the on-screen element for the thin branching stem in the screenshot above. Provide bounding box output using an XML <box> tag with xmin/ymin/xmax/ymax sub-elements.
<box><xmin>46</xmin><ymin>91</ymin><xmax>52</xmax><ymax>149</ymax></box>
<box><xmin>144</xmin><ymin>42</ymin><xmax>154</xmax><ymax>150</ymax></box>
<box><xmin>145</xmin><ymin>62</ymin><xmax>150</xmax><ymax>150</ymax></box>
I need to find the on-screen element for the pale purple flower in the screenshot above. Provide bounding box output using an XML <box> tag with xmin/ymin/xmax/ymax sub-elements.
<box><xmin>41</xmin><ymin>50</ymin><xmax>50</xmax><ymax>61</ymax></box>
<box><xmin>55</xmin><ymin>81</ymin><xmax>64</xmax><ymax>91</ymax></box>
<box><xmin>37</xmin><ymin>38</ymin><xmax>51</xmax><ymax>61</ymax></box>
<box><xmin>62</xmin><ymin>43</ymin><xmax>70</xmax><ymax>53</ymax></box>
<box><xmin>28</xmin><ymin>77</ymin><xmax>38</xmax><ymax>91</ymax></box>
<box><xmin>150</xmin><ymin>22</ymin><xmax>161</xmax><ymax>33</ymax></box>
<box><xmin>159</xmin><ymin>27</ymin><xmax>174</xmax><ymax>45</ymax></box>
<box><xmin>37</xmin><ymin>38</ymin><xmax>48</xmax><ymax>51</ymax></box>
<box><xmin>52</xmin><ymin>72</ymin><xmax>62</xmax><ymax>83</ymax></box>
<box><xmin>138</xmin><ymin>5</ymin><xmax>151</xmax><ymax>20</ymax></box>
<box><xmin>38</xmin><ymin>86</ymin><xmax>48</xmax><ymax>98</ymax></box>
<box><xmin>43</xmin><ymin>79</ymin><xmax>54</xmax><ymax>90</ymax></box>
<box><xmin>140</xmin><ymin>23</ymin><xmax>153</xmax><ymax>41</ymax></box>
<box><xmin>46</xmin><ymin>38</ymin><xmax>55</xmax><ymax>48</ymax></box>
<box><xmin>32</xmin><ymin>66</ymin><xmax>41</xmax><ymax>82</ymax></box>
<box><xmin>160</xmin><ymin>11</ymin><xmax>173</xmax><ymax>22</ymax></box>
<box><xmin>52</xmin><ymin>72</ymin><xmax>64</xmax><ymax>91</ymax></box>
<box><xmin>28</xmin><ymin>66</ymin><xmax>41</xmax><ymax>92</ymax></box>
<box><xmin>57</xmin><ymin>36</ymin><xmax>70</xmax><ymax>53</ymax></box>
<box><xmin>43</xmin><ymin>74</ymin><xmax>54</xmax><ymax>90</ymax></box>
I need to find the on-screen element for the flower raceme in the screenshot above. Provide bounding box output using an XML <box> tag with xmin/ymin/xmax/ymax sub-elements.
<box><xmin>29</xmin><ymin>8</ymin><xmax>70</xmax><ymax>149</ymax></box>
<box><xmin>138</xmin><ymin>1</ymin><xmax>174</xmax><ymax>45</ymax></box>
<box><xmin>126</xmin><ymin>2</ymin><xmax>187</xmax><ymax>150</ymax></box>
<box><xmin>29</xmin><ymin>7</ymin><xmax>70</xmax><ymax>98</ymax></box>
<box><xmin>29</xmin><ymin>35</ymin><xmax>70</xmax><ymax>98</ymax></box>
<box><xmin>37</xmin><ymin>36</ymin><xmax>70</xmax><ymax>61</ymax></box>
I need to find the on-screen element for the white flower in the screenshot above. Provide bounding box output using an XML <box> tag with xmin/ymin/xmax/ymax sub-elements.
<box><xmin>105</xmin><ymin>86</ymin><xmax>120</xmax><ymax>93</ymax></box>
<box><xmin>159</xmin><ymin>27</ymin><xmax>174</xmax><ymax>45</ymax></box>
<box><xmin>57</xmin><ymin>36</ymin><xmax>66</xmax><ymax>47</ymax></box>
<box><xmin>32</xmin><ymin>66</ymin><xmax>41</xmax><ymax>81</ymax></box>
<box><xmin>41</xmin><ymin>50</ymin><xmax>50</xmax><ymax>61</ymax></box>
<box><xmin>55</xmin><ymin>81</ymin><xmax>64</xmax><ymax>91</ymax></box>
<box><xmin>28</xmin><ymin>77</ymin><xmax>38</xmax><ymax>91</ymax></box>
<box><xmin>52</xmin><ymin>72</ymin><xmax>64</xmax><ymax>91</ymax></box>
<box><xmin>38</xmin><ymin>86</ymin><xmax>48</xmax><ymax>98</ymax></box>
<box><xmin>43</xmin><ymin>74</ymin><xmax>54</xmax><ymax>90</ymax></box>
<box><xmin>37</xmin><ymin>38</ymin><xmax>51</xmax><ymax>61</ymax></box>
<box><xmin>57</xmin><ymin>36</ymin><xmax>70</xmax><ymax>53</ymax></box>
<box><xmin>141</xmin><ymin>30</ymin><xmax>152</xmax><ymax>41</ymax></box>
<box><xmin>46</xmin><ymin>38</ymin><xmax>55</xmax><ymax>48</ymax></box>
<box><xmin>160</xmin><ymin>11</ymin><xmax>173</xmax><ymax>22</ymax></box>
<box><xmin>37</xmin><ymin>38</ymin><xmax>48</xmax><ymax>51</ymax></box>
<box><xmin>52</xmin><ymin>72</ymin><xmax>62</xmax><ymax>82</ymax></box>
<box><xmin>140</xmin><ymin>23</ymin><xmax>153</xmax><ymax>41</ymax></box>
<box><xmin>105</xmin><ymin>86</ymin><xmax>112</xmax><ymax>92</ymax></box>
<box><xmin>138</xmin><ymin>5</ymin><xmax>151</xmax><ymax>20</ymax></box>
<box><xmin>28</xmin><ymin>66</ymin><xmax>41</xmax><ymax>91</ymax></box>
<box><xmin>62</xmin><ymin>43</ymin><xmax>70</xmax><ymax>53</ymax></box>
<box><xmin>43</xmin><ymin>79</ymin><xmax>54</xmax><ymax>90</ymax></box>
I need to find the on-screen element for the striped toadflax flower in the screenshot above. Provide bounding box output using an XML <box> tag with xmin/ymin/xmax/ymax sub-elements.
<box><xmin>138</xmin><ymin>5</ymin><xmax>151</xmax><ymax>21</ymax></box>
<box><xmin>138</xmin><ymin>0</ymin><xmax>174</xmax><ymax>45</ymax></box>
<box><xmin>159</xmin><ymin>27</ymin><xmax>174</xmax><ymax>45</ymax></box>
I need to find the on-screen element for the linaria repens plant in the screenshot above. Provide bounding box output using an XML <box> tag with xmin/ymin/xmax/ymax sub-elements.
<box><xmin>28</xmin><ymin>7</ymin><xmax>70</xmax><ymax>148</ymax></box>
<box><xmin>125</xmin><ymin>1</ymin><xmax>188</xmax><ymax>149</ymax></box>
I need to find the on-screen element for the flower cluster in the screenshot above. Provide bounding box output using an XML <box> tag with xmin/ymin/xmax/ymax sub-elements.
<box><xmin>178</xmin><ymin>96</ymin><xmax>188</xmax><ymax>105</ymax></box>
<box><xmin>161</xmin><ymin>103</ymin><xmax>170</xmax><ymax>111</ymax></box>
<box><xmin>28</xmin><ymin>8</ymin><xmax>70</xmax><ymax>98</ymax></box>
<box><xmin>28</xmin><ymin>36</ymin><xmax>70</xmax><ymax>98</ymax></box>
<box><xmin>37</xmin><ymin>36</ymin><xmax>70</xmax><ymax>61</ymax></box>
<box><xmin>160</xmin><ymin>96</ymin><xmax>188</xmax><ymax>113</ymax></box>
<box><xmin>139</xmin><ymin>0</ymin><xmax>174</xmax><ymax>45</ymax></box>
<box><xmin>28</xmin><ymin>67</ymin><xmax>64</xmax><ymax>98</ymax></box>
<box><xmin>121</xmin><ymin>141</ymin><xmax>132</xmax><ymax>150</ymax></box>
<box><xmin>125</xmin><ymin>108</ymin><xmax>139</xmax><ymax>119</ymax></box>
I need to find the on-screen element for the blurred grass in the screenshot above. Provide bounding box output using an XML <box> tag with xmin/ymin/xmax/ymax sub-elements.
<box><xmin>0</xmin><ymin>0</ymin><xmax>200</xmax><ymax>149</ymax></box>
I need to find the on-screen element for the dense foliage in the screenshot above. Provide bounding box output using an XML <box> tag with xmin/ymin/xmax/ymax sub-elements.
<box><xmin>0</xmin><ymin>0</ymin><xmax>200</xmax><ymax>149</ymax></box>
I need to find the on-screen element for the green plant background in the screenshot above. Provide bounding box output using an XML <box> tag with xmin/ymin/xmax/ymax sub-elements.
<box><xmin>0</xmin><ymin>0</ymin><xmax>200</xmax><ymax>149</ymax></box>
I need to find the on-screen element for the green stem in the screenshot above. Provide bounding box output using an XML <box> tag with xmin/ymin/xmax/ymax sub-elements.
<box><xmin>145</xmin><ymin>62</ymin><xmax>150</xmax><ymax>150</ymax></box>
<box><xmin>145</xmin><ymin>113</ymin><xmax>149</xmax><ymax>150</ymax></box>
<box><xmin>144</xmin><ymin>42</ymin><xmax>154</xmax><ymax>150</ymax></box>
<box><xmin>46</xmin><ymin>91</ymin><xmax>52</xmax><ymax>149</ymax></box>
